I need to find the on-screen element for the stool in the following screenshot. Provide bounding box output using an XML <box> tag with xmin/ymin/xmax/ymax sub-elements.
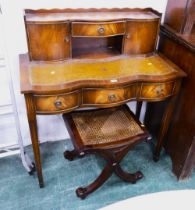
<box><xmin>63</xmin><ymin>105</ymin><xmax>150</xmax><ymax>199</ymax></box>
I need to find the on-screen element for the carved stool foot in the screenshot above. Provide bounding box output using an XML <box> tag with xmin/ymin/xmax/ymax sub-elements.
<box><xmin>134</xmin><ymin>171</ymin><xmax>143</xmax><ymax>180</ymax></box>
<box><xmin>76</xmin><ymin>164</ymin><xmax>113</xmax><ymax>199</ymax></box>
<box><xmin>64</xmin><ymin>150</ymin><xmax>78</xmax><ymax>161</ymax></box>
<box><xmin>76</xmin><ymin>187</ymin><xmax>88</xmax><ymax>199</ymax></box>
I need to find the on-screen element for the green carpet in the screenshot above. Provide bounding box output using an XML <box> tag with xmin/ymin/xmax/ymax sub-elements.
<box><xmin>0</xmin><ymin>140</ymin><xmax>195</xmax><ymax>210</ymax></box>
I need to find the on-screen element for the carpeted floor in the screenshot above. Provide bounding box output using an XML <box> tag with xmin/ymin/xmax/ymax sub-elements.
<box><xmin>0</xmin><ymin>140</ymin><xmax>195</xmax><ymax>210</ymax></box>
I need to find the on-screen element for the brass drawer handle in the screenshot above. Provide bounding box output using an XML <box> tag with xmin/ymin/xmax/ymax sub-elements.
<box><xmin>108</xmin><ymin>93</ymin><xmax>117</xmax><ymax>102</ymax></box>
<box><xmin>98</xmin><ymin>26</ymin><xmax>105</xmax><ymax>35</ymax></box>
<box><xmin>54</xmin><ymin>100</ymin><xmax>62</xmax><ymax>108</ymax></box>
<box><xmin>156</xmin><ymin>87</ymin><xmax>164</xmax><ymax>96</ymax></box>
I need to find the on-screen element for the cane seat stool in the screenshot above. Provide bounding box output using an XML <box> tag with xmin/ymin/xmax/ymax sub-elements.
<box><xmin>63</xmin><ymin>105</ymin><xmax>150</xmax><ymax>199</ymax></box>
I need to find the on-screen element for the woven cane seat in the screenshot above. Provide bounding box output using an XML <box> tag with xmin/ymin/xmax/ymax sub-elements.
<box><xmin>67</xmin><ymin>105</ymin><xmax>145</xmax><ymax>146</ymax></box>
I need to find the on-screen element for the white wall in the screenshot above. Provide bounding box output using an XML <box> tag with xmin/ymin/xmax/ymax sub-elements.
<box><xmin>0</xmin><ymin>0</ymin><xmax>168</xmax><ymax>145</ymax></box>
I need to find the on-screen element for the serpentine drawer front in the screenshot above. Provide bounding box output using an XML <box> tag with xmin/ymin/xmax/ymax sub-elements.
<box><xmin>82</xmin><ymin>85</ymin><xmax>137</xmax><ymax>106</ymax></box>
<box><xmin>71</xmin><ymin>21</ymin><xmax>126</xmax><ymax>37</ymax></box>
<box><xmin>34</xmin><ymin>91</ymin><xmax>80</xmax><ymax>114</ymax></box>
<box><xmin>33</xmin><ymin>81</ymin><xmax>175</xmax><ymax>113</ymax></box>
<box><xmin>139</xmin><ymin>82</ymin><xmax>175</xmax><ymax>100</ymax></box>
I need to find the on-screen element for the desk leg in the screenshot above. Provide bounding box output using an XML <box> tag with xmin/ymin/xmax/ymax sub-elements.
<box><xmin>25</xmin><ymin>94</ymin><xmax>44</xmax><ymax>188</ymax></box>
<box><xmin>136</xmin><ymin>101</ymin><xmax>143</xmax><ymax>119</ymax></box>
<box><xmin>153</xmin><ymin>80</ymin><xmax>181</xmax><ymax>161</ymax></box>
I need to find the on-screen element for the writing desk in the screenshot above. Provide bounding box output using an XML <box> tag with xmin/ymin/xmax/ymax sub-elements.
<box><xmin>20</xmin><ymin>8</ymin><xmax>186</xmax><ymax>187</ymax></box>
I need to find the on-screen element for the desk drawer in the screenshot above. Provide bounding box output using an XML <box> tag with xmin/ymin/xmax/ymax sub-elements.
<box><xmin>139</xmin><ymin>82</ymin><xmax>174</xmax><ymax>100</ymax></box>
<box><xmin>72</xmin><ymin>21</ymin><xmax>125</xmax><ymax>37</ymax></box>
<box><xmin>34</xmin><ymin>91</ymin><xmax>80</xmax><ymax>114</ymax></box>
<box><xmin>83</xmin><ymin>85</ymin><xmax>136</xmax><ymax>106</ymax></box>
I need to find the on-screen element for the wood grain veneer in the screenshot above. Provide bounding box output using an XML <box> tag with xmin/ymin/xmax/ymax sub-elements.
<box><xmin>123</xmin><ymin>19</ymin><xmax>160</xmax><ymax>54</ymax></box>
<box><xmin>25</xmin><ymin>21</ymin><xmax>71</xmax><ymax>61</ymax></box>
<box><xmin>71</xmin><ymin>21</ymin><xmax>125</xmax><ymax>37</ymax></box>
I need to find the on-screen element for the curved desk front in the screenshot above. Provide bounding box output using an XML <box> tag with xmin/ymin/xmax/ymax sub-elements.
<box><xmin>20</xmin><ymin>53</ymin><xmax>186</xmax><ymax>187</ymax></box>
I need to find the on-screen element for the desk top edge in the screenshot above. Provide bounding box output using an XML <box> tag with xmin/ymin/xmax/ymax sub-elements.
<box><xmin>24</xmin><ymin>8</ymin><xmax>161</xmax><ymax>22</ymax></box>
<box><xmin>20</xmin><ymin>53</ymin><xmax>186</xmax><ymax>94</ymax></box>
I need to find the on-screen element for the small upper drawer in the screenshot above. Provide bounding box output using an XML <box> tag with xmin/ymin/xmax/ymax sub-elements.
<box><xmin>34</xmin><ymin>91</ymin><xmax>80</xmax><ymax>114</ymax></box>
<box><xmin>83</xmin><ymin>85</ymin><xmax>136</xmax><ymax>106</ymax></box>
<box><xmin>71</xmin><ymin>21</ymin><xmax>125</xmax><ymax>37</ymax></box>
<box><xmin>139</xmin><ymin>82</ymin><xmax>174</xmax><ymax>100</ymax></box>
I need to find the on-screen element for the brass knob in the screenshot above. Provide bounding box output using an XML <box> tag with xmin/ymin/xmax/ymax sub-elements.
<box><xmin>64</xmin><ymin>36</ymin><xmax>70</xmax><ymax>42</ymax></box>
<box><xmin>108</xmin><ymin>93</ymin><xmax>117</xmax><ymax>102</ymax></box>
<box><xmin>54</xmin><ymin>100</ymin><xmax>62</xmax><ymax>108</ymax></box>
<box><xmin>156</xmin><ymin>87</ymin><xmax>164</xmax><ymax>96</ymax></box>
<box><xmin>98</xmin><ymin>26</ymin><xmax>105</xmax><ymax>35</ymax></box>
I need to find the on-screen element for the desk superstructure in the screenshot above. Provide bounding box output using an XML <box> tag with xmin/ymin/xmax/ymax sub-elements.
<box><xmin>20</xmin><ymin>8</ymin><xmax>186</xmax><ymax>187</ymax></box>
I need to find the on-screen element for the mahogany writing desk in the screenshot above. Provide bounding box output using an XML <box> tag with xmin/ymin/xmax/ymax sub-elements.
<box><xmin>20</xmin><ymin>8</ymin><xmax>186</xmax><ymax>187</ymax></box>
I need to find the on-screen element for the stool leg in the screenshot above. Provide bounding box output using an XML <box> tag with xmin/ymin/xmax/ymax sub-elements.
<box><xmin>76</xmin><ymin>164</ymin><xmax>113</xmax><ymax>199</ymax></box>
<box><xmin>114</xmin><ymin>164</ymin><xmax>143</xmax><ymax>183</ymax></box>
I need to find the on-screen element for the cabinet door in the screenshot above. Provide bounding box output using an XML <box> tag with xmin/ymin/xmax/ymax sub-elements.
<box><xmin>26</xmin><ymin>22</ymin><xmax>71</xmax><ymax>61</ymax></box>
<box><xmin>123</xmin><ymin>20</ymin><xmax>159</xmax><ymax>55</ymax></box>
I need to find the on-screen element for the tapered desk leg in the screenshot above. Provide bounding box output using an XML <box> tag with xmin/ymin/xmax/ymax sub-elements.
<box><xmin>25</xmin><ymin>94</ymin><xmax>44</xmax><ymax>188</ymax></box>
<box><xmin>136</xmin><ymin>101</ymin><xmax>143</xmax><ymax>119</ymax></box>
<box><xmin>153</xmin><ymin>80</ymin><xmax>181</xmax><ymax>161</ymax></box>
